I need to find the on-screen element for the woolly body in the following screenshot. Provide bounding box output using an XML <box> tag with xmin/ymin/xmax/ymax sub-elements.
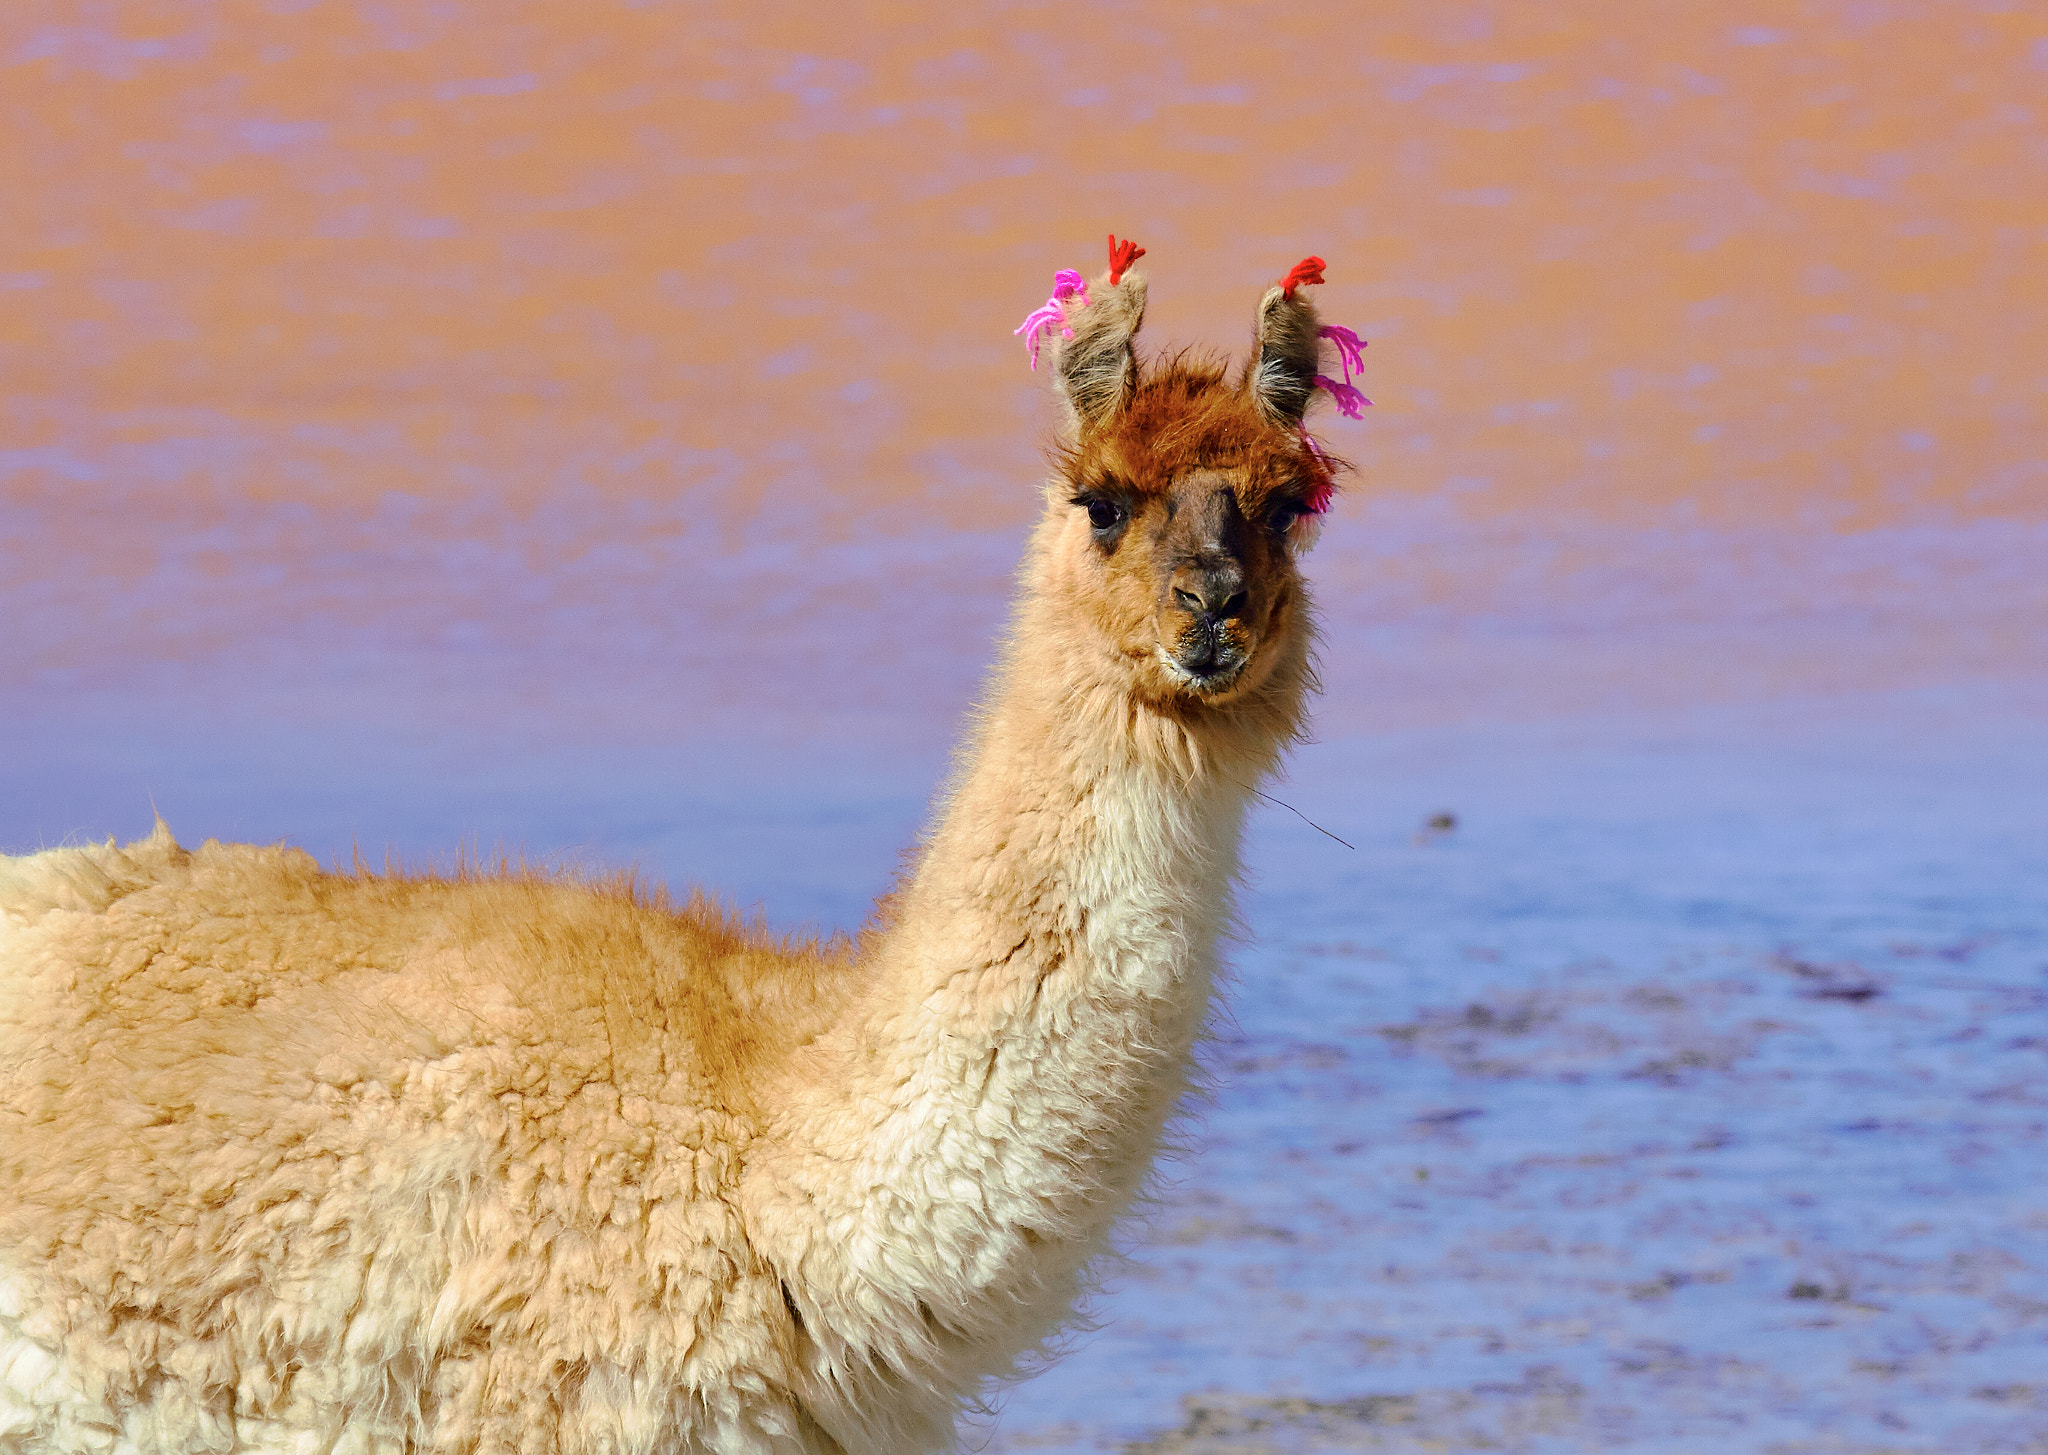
<box><xmin>0</xmin><ymin>255</ymin><xmax>1349</xmax><ymax>1455</ymax></box>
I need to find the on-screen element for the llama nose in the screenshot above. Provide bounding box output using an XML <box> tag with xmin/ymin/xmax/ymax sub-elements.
<box><xmin>1172</xmin><ymin>565</ymin><xmax>1247</xmax><ymax>620</ymax></box>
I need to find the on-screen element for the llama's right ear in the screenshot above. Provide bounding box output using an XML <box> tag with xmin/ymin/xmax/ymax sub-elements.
<box><xmin>1051</xmin><ymin>271</ymin><xmax>1146</xmax><ymax>433</ymax></box>
<box><xmin>1248</xmin><ymin>277</ymin><xmax>1323</xmax><ymax>428</ymax></box>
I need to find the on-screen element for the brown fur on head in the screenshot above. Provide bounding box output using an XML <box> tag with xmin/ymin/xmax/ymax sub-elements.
<box><xmin>1041</xmin><ymin>266</ymin><xmax>1339</xmax><ymax>716</ymax></box>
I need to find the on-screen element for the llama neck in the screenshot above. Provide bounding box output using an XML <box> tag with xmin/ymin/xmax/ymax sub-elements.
<box><xmin>875</xmin><ymin>638</ymin><xmax>1252</xmax><ymax>1082</ymax></box>
<box><xmin>750</xmin><ymin>544</ymin><xmax>1304</xmax><ymax>1347</ymax></box>
<box><xmin>863</xmin><ymin>567</ymin><xmax>1290</xmax><ymax>1125</ymax></box>
<box><xmin>740</xmin><ymin>537</ymin><xmax>1308</xmax><ymax>1447</ymax></box>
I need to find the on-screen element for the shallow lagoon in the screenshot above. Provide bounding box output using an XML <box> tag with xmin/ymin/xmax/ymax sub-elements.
<box><xmin>987</xmin><ymin>685</ymin><xmax>2048</xmax><ymax>1453</ymax></box>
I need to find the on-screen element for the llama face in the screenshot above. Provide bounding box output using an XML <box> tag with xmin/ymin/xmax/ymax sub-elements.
<box><xmin>1052</xmin><ymin>364</ymin><xmax>1321</xmax><ymax>707</ymax></box>
<box><xmin>1035</xmin><ymin>263</ymin><xmax>1350</xmax><ymax>711</ymax></box>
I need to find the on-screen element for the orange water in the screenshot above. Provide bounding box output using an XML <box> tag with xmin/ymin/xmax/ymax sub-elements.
<box><xmin>7</xmin><ymin>2</ymin><xmax>2042</xmax><ymax>521</ymax></box>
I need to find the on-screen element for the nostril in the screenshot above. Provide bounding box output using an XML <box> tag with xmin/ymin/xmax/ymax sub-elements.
<box><xmin>1217</xmin><ymin>590</ymin><xmax>1248</xmax><ymax>618</ymax></box>
<box><xmin>1173</xmin><ymin>588</ymin><xmax>1205</xmax><ymax>614</ymax></box>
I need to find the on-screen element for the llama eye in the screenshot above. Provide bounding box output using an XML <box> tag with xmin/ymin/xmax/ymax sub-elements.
<box><xmin>1269</xmin><ymin>505</ymin><xmax>1302</xmax><ymax>534</ymax></box>
<box><xmin>1084</xmin><ymin>498</ymin><xmax>1124</xmax><ymax>531</ymax></box>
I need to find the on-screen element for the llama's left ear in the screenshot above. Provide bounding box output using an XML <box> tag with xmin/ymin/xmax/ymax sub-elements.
<box><xmin>1247</xmin><ymin>279</ymin><xmax>1323</xmax><ymax>428</ymax></box>
<box><xmin>1052</xmin><ymin>272</ymin><xmax>1146</xmax><ymax>433</ymax></box>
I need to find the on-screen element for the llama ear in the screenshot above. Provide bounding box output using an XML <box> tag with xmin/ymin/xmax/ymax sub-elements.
<box><xmin>1051</xmin><ymin>272</ymin><xmax>1146</xmax><ymax>432</ymax></box>
<box><xmin>1247</xmin><ymin>283</ymin><xmax>1323</xmax><ymax>428</ymax></box>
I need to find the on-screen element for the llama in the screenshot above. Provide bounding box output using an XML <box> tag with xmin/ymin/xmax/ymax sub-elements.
<box><xmin>0</xmin><ymin>240</ymin><xmax>1365</xmax><ymax>1455</ymax></box>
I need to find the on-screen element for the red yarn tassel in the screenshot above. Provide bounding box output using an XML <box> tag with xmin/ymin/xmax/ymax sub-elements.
<box><xmin>1107</xmin><ymin>234</ymin><xmax>1146</xmax><ymax>286</ymax></box>
<box><xmin>1279</xmin><ymin>256</ymin><xmax>1326</xmax><ymax>299</ymax></box>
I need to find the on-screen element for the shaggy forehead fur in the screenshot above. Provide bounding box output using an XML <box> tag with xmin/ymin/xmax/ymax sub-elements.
<box><xmin>1059</xmin><ymin>355</ymin><xmax>1317</xmax><ymax>507</ymax></box>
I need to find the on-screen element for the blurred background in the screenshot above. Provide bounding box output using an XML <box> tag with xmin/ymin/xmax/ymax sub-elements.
<box><xmin>4</xmin><ymin>3</ymin><xmax>2046</xmax><ymax>1450</ymax></box>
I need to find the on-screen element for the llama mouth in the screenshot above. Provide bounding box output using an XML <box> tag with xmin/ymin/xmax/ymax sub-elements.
<box><xmin>1158</xmin><ymin>646</ymin><xmax>1250</xmax><ymax>695</ymax></box>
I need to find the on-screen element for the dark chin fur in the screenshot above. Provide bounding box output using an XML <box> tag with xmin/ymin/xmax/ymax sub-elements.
<box><xmin>1176</xmin><ymin>662</ymin><xmax>1248</xmax><ymax>699</ymax></box>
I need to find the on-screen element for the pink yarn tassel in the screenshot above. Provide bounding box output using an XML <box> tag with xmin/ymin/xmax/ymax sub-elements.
<box><xmin>1291</xmin><ymin>428</ymin><xmax>1333</xmax><ymax>551</ymax></box>
<box><xmin>1313</xmin><ymin>374</ymin><xmax>1372</xmax><ymax>419</ymax></box>
<box><xmin>1284</xmin><ymin>276</ymin><xmax>1365</xmax><ymax>546</ymax></box>
<box><xmin>1318</xmin><ymin>324</ymin><xmax>1367</xmax><ymax>382</ymax></box>
<box><xmin>1302</xmin><ymin>428</ymin><xmax>1335</xmax><ymax>518</ymax></box>
<box><xmin>1013</xmin><ymin>268</ymin><xmax>1091</xmax><ymax>370</ymax></box>
<box><xmin>1298</xmin><ymin>430</ymin><xmax>1336</xmax><ymax>515</ymax></box>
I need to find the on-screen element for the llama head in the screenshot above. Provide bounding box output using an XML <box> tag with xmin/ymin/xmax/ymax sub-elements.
<box><xmin>1023</xmin><ymin>245</ymin><xmax>1361</xmax><ymax>712</ymax></box>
